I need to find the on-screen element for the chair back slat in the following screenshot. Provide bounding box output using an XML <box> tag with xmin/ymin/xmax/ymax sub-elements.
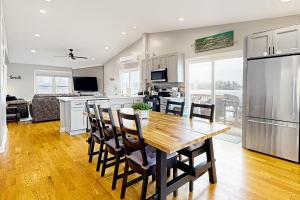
<box><xmin>85</xmin><ymin>102</ymin><xmax>97</xmax><ymax>133</ymax></box>
<box><xmin>97</xmin><ymin>106</ymin><xmax>120</xmax><ymax>148</ymax></box>
<box><xmin>165</xmin><ymin>100</ymin><xmax>185</xmax><ymax>116</ymax></box>
<box><xmin>190</xmin><ymin>103</ymin><xmax>215</xmax><ymax>123</ymax></box>
<box><xmin>117</xmin><ymin>110</ymin><xmax>148</xmax><ymax>166</ymax></box>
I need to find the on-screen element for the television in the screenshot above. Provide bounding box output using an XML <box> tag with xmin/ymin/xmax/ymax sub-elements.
<box><xmin>73</xmin><ymin>77</ymin><xmax>98</xmax><ymax>92</ymax></box>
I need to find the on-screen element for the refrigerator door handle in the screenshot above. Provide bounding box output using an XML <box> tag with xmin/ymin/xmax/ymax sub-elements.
<box><xmin>247</xmin><ymin>119</ymin><xmax>289</xmax><ymax>128</ymax></box>
<box><xmin>292</xmin><ymin>78</ymin><xmax>296</xmax><ymax>120</ymax></box>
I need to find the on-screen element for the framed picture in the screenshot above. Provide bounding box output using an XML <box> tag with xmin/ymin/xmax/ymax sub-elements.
<box><xmin>195</xmin><ymin>31</ymin><xmax>234</xmax><ymax>53</ymax></box>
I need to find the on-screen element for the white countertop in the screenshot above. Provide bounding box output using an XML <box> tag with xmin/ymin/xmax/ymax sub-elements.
<box><xmin>58</xmin><ymin>95</ymin><xmax>145</xmax><ymax>102</ymax></box>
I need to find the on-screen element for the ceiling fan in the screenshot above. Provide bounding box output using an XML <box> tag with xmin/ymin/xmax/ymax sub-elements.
<box><xmin>55</xmin><ymin>49</ymin><xmax>88</xmax><ymax>60</ymax></box>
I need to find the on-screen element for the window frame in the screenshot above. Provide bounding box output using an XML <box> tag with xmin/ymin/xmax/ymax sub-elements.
<box><xmin>34</xmin><ymin>70</ymin><xmax>73</xmax><ymax>95</ymax></box>
<box><xmin>119</xmin><ymin>68</ymin><xmax>140</xmax><ymax>96</ymax></box>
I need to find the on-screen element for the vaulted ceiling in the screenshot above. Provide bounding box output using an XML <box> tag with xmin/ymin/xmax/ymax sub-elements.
<box><xmin>4</xmin><ymin>0</ymin><xmax>300</xmax><ymax>68</ymax></box>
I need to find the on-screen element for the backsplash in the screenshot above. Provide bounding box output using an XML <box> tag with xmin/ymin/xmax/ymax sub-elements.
<box><xmin>147</xmin><ymin>82</ymin><xmax>185</xmax><ymax>97</ymax></box>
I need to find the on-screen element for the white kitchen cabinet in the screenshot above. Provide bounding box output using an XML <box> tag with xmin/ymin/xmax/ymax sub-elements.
<box><xmin>247</xmin><ymin>31</ymin><xmax>272</xmax><ymax>58</ymax></box>
<box><xmin>152</xmin><ymin>56</ymin><xmax>161</xmax><ymax>70</ymax></box>
<box><xmin>166</xmin><ymin>53</ymin><xmax>184</xmax><ymax>82</ymax></box>
<box><xmin>273</xmin><ymin>25</ymin><xmax>300</xmax><ymax>55</ymax></box>
<box><xmin>141</xmin><ymin>59</ymin><xmax>152</xmax><ymax>84</ymax></box>
<box><xmin>160</xmin><ymin>55</ymin><xmax>167</xmax><ymax>67</ymax></box>
<box><xmin>59</xmin><ymin>97</ymin><xmax>143</xmax><ymax>136</ymax></box>
<box><xmin>141</xmin><ymin>52</ymin><xmax>184</xmax><ymax>84</ymax></box>
<box><xmin>247</xmin><ymin>25</ymin><xmax>300</xmax><ymax>59</ymax></box>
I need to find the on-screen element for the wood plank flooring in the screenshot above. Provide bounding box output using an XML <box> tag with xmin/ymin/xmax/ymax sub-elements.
<box><xmin>1</xmin><ymin>121</ymin><xmax>300</xmax><ymax>200</ymax></box>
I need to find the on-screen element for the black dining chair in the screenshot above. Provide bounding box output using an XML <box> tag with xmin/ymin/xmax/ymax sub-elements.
<box><xmin>165</xmin><ymin>100</ymin><xmax>185</xmax><ymax>116</ymax></box>
<box><xmin>117</xmin><ymin>110</ymin><xmax>178</xmax><ymax>200</ymax></box>
<box><xmin>178</xmin><ymin>103</ymin><xmax>215</xmax><ymax>192</ymax></box>
<box><xmin>98</xmin><ymin>106</ymin><xmax>125</xmax><ymax>190</ymax></box>
<box><xmin>86</xmin><ymin>102</ymin><xmax>105</xmax><ymax>172</ymax></box>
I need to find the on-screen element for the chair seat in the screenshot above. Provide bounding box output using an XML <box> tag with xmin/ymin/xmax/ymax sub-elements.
<box><xmin>127</xmin><ymin>146</ymin><xmax>177</xmax><ymax>169</ymax></box>
<box><xmin>106</xmin><ymin>136</ymin><xmax>124</xmax><ymax>150</ymax></box>
<box><xmin>92</xmin><ymin>131</ymin><xmax>103</xmax><ymax>140</ymax></box>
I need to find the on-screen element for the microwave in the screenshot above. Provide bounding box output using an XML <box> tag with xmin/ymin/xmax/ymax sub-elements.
<box><xmin>151</xmin><ymin>68</ymin><xmax>168</xmax><ymax>82</ymax></box>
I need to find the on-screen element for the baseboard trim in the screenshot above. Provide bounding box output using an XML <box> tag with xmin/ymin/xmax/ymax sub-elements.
<box><xmin>0</xmin><ymin>126</ymin><xmax>8</xmax><ymax>153</ymax></box>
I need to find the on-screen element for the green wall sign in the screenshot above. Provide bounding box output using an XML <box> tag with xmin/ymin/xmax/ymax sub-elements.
<box><xmin>195</xmin><ymin>31</ymin><xmax>234</xmax><ymax>53</ymax></box>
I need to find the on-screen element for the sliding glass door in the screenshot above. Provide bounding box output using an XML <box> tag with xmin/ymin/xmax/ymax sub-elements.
<box><xmin>189</xmin><ymin>61</ymin><xmax>213</xmax><ymax>104</ymax></box>
<box><xmin>188</xmin><ymin>54</ymin><xmax>243</xmax><ymax>136</ymax></box>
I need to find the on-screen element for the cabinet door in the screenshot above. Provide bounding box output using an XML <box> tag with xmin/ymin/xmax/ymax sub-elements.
<box><xmin>71</xmin><ymin>108</ymin><xmax>85</xmax><ymax>131</ymax></box>
<box><xmin>167</xmin><ymin>54</ymin><xmax>178</xmax><ymax>82</ymax></box>
<box><xmin>146</xmin><ymin>59</ymin><xmax>152</xmax><ymax>83</ymax></box>
<box><xmin>273</xmin><ymin>25</ymin><xmax>300</xmax><ymax>55</ymax></box>
<box><xmin>152</xmin><ymin>57</ymin><xmax>160</xmax><ymax>70</ymax></box>
<box><xmin>160</xmin><ymin>55</ymin><xmax>167</xmax><ymax>68</ymax></box>
<box><xmin>141</xmin><ymin>60</ymin><xmax>147</xmax><ymax>83</ymax></box>
<box><xmin>247</xmin><ymin>31</ymin><xmax>272</xmax><ymax>58</ymax></box>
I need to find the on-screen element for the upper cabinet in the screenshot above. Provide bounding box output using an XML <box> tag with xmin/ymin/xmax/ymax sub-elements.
<box><xmin>247</xmin><ymin>31</ymin><xmax>272</xmax><ymax>58</ymax></box>
<box><xmin>247</xmin><ymin>25</ymin><xmax>300</xmax><ymax>59</ymax></box>
<box><xmin>273</xmin><ymin>25</ymin><xmax>300</xmax><ymax>55</ymax></box>
<box><xmin>141</xmin><ymin>52</ymin><xmax>184</xmax><ymax>84</ymax></box>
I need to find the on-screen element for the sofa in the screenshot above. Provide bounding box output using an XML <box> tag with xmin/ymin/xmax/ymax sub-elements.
<box><xmin>6</xmin><ymin>98</ymin><xmax>29</xmax><ymax>119</ymax></box>
<box><xmin>30</xmin><ymin>94</ymin><xmax>78</xmax><ymax>123</ymax></box>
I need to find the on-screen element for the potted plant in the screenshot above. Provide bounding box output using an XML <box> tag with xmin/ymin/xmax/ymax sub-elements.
<box><xmin>132</xmin><ymin>102</ymin><xmax>151</xmax><ymax>119</ymax></box>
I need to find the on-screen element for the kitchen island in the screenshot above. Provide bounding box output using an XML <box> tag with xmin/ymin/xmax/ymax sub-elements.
<box><xmin>58</xmin><ymin>96</ymin><xmax>144</xmax><ymax>135</ymax></box>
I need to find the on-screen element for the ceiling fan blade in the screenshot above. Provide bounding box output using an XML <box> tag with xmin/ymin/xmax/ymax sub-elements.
<box><xmin>74</xmin><ymin>56</ymin><xmax>88</xmax><ymax>59</ymax></box>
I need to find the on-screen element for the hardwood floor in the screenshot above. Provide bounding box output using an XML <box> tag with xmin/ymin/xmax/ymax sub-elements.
<box><xmin>1</xmin><ymin>121</ymin><xmax>300</xmax><ymax>200</ymax></box>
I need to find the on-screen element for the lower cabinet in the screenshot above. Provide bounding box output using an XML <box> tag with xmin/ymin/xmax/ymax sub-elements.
<box><xmin>60</xmin><ymin>97</ymin><xmax>144</xmax><ymax>136</ymax></box>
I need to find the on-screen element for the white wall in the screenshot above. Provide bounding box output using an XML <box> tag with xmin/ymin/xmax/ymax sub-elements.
<box><xmin>148</xmin><ymin>15</ymin><xmax>300</xmax><ymax>59</ymax></box>
<box><xmin>72</xmin><ymin>65</ymin><xmax>104</xmax><ymax>94</ymax></box>
<box><xmin>7</xmin><ymin>63</ymin><xmax>72</xmax><ymax>101</ymax></box>
<box><xmin>0</xmin><ymin>0</ymin><xmax>7</xmax><ymax>153</ymax></box>
<box><xmin>103</xmin><ymin>14</ymin><xmax>300</xmax><ymax>94</ymax></box>
<box><xmin>104</xmin><ymin>39</ymin><xmax>143</xmax><ymax>96</ymax></box>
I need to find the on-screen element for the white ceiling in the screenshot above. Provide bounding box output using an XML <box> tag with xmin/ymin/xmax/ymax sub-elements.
<box><xmin>4</xmin><ymin>0</ymin><xmax>300</xmax><ymax>68</ymax></box>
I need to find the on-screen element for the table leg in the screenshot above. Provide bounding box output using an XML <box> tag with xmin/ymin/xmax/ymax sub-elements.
<box><xmin>156</xmin><ymin>149</ymin><xmax>167</xmax><ymax>200</ymax></box>
<box><xmin>206</xmin><ymin>138</ymin><xmax>217</xmax><ymax>183</ymax></box>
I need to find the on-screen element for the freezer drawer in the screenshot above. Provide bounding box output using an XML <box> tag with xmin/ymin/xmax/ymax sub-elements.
<box><xmin>246</xmin><ymin>117</ymin><xmax>299</xmax><ymax>162</ymax></box>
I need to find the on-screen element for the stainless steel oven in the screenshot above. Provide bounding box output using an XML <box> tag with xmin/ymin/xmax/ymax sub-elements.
<box><xmin>151</xmin><ymin>68</ymin><xmax>168</xmax><ymax>82</ymax></box>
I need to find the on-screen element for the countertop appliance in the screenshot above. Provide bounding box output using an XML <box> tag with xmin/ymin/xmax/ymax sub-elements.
<box><xmin>245</xmin><ymin>54</ymin><xmax>300</xmax><ymax>162</ymax></box>
<box><xmin>151</xmin><ymin>68</ymin><xmax>168</xmax><ymax>82</ymax></box>
<box><xmin>158</xmin><ymin>88</ymin><xmax>171</xmax><ymax>97</ymax></box>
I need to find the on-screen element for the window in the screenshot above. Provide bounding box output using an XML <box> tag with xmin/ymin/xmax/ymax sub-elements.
<box><xmin>34</xmin><ymin>70</ymin><xmax>72</xmax><ymax>94</ymax></box>
<box><xmin>119</xmin><ymin>68</ymin><xmax>140</xmax><ymax>96</ymax></box>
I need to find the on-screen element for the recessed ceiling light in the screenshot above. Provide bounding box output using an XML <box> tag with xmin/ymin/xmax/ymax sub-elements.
<box><xmin>34</xmin><ymin>34</ymin><xmax>40</xmax><ymax>37</ymax></box>
<box><xmin>39</xmin><ymin>10</ymin><xmax>47</xmax><ymax>14</ymax></box>
<box><xmin>121</xmin><ymin>32</ymin><xmax>126</xmax><ymax>35</ymax></box>
<box><xmin>45</xmin><ymin>0</ymin><xmax>52</xmax><ymax>2</ymax></box>
<box><xmin>31</xmin><ymin>49</ymin><xmax>37</xmax><ymax>53</ymax></box>
<box><xmin>280</xmin><ymin>0</ymin><xmax>291</xmax><ymax>2</ymax></box>
<box><xmin>132</xmin><ymin>26</ymin><xmax>137</xmax><ymax>30</ymax></box>
<box><xmin>177</xmin><ymin>17</ymin><xmax>184</xmax><ymax>21</ymax></box>
<box><xmin>104</xmin><ymin>46</ymin><xmax>109</xmax><ymax>50</ymax></box>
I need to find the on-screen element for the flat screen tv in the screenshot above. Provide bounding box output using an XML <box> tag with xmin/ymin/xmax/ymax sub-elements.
<box><xmin>73</xmin><ymin>77</ymin><xmax>98</xmax><ymax>92</ymax></box>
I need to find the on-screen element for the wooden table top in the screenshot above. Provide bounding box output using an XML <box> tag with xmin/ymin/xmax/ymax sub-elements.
<box><xmin>106</xmin><ymin>108</ymin><xmax>231</xmax><ymax>154</ymax></box>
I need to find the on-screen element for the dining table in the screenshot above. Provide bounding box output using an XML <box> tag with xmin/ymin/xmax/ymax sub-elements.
<box><xmin>107</xmin><ymin>108</ymin><xmax>231</xmax><ymax>200</ymax></box>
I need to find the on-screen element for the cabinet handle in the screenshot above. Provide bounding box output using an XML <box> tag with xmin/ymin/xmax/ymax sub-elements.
<box><xmin>273</xmin><ymin>46</ymin><xmax>275</xmax><ymax>55</ymax></box>
<box><xmin>268</xmin><ymin>47</ymin><xmax>271</xmax><ymax>55</ymax></box>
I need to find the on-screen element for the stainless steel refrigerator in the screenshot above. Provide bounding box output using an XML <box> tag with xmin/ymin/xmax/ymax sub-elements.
<box><xmin>245</xmin><ymin>54</ymin><xmax>300</xmax><ymax>162</ymax></box>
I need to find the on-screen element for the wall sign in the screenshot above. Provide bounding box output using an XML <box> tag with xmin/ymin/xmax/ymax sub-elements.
<box><xmin>9</xmin><ymin>75</ymin><xmax>22</xmax><ymax>80</ymax></box>
<box><xmin>195</xmin><ymin>31</ymin><xmax>234</xmax><ymax>53</ymax></box>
